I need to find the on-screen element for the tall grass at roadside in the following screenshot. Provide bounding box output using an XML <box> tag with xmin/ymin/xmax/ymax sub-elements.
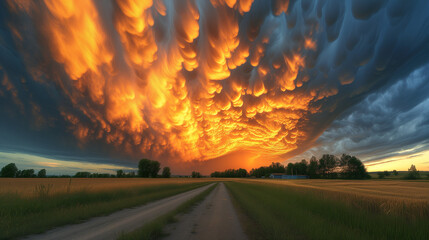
<box><xmin>0</xmin><ymin>181</ymin><xmax>211</xmax><ymax>239</ymax></box>
<box><xmin>226</xmin><ymin>181</ymin><xmax>429</xmax><ymax>240</ymax></box>
<box><xmin>118</xmin><ymin>183</ymin><xmax>217</xmax><ymax>240</ymax></box>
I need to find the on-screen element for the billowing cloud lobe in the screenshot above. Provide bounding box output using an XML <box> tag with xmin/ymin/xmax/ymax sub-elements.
<box><xmin>1</xmin><ymin>0</ymin><xmax>429</xmax><ymax>167</ymax></box>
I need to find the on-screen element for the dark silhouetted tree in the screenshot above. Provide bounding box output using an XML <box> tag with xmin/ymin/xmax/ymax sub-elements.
<box><xmin>0</xmin><ymin>163</ymin><xmax>18</xmax><ymax>177</ymax></box>
<box><xmin>162</xmin><ymin>167</ymin><xmax>171</xmax><ymax>178</ymax></box>
<box><xmin>20</xmin><ymin>169</ymin><xmax>36</xmax><ymax>178</ymax></box>
<box><xmin>211</xmin><ymin>168</ymin><xmax>248</xmax><ymax>178</ymax></box>
<box><xmin>296</xmin><ymin>160</ymin><xmax>308</xmax><ymax>175</ymax></box>
<box><xmin>138</xmin><ymin>159</ymin><xmax>161</xmax><ymax>178</ymax></box>
<box><xmin>192</xmin><ymin>171</ymin><xmax>201</xmax><ymax>178</ymax></box>
<box><xmin>318</xmin><ymin>154</ymin><xmax>338</xmax><ymax>178</ymax></box>
<box><xmin>286</xmin><ymin>163</ymin><xmax>294</xmax><ymax>175</ymax></box>
<box><xmin>116</xmin><ymin>170</ymin><xmax>124</xmax><ymax>178</ymax></box>
<box><xmin>339</xmin><ymin>154</ymin><xmax>369</xmax><ymax>179</ymax></box>
<box><xmin>404</xmin><ymin>164</ymin><xmax>420</xmax><ymax>179</ymax></box>
<box><xmin>384</xmin><ymin>170</ymin><xmax>390</xmax><ymax>177</ymax></box>
<box><xmin>74</xmin><ymin>172</ymin><xmax>91</xmax><ymax>178</ymax></box>
<box><xmin>393</xmin><ymin>170</ymin><xmax>398</xmax><ymax>176</ymax></box>
<box><xmin>37</xmin><ymin>169</ymin><xmax>47</xmax><ymax>178</ymax></box>
<box><xmin>307</xmin><ymin>156</ymin><xmax>319</xmax><ymax>179</ymax></box>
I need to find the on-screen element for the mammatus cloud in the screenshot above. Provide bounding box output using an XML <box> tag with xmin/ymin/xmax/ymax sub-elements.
<box><xmin>1</xmin><ymin>0</ymin><xmax>429</xmax><ymax>169</ymax></box>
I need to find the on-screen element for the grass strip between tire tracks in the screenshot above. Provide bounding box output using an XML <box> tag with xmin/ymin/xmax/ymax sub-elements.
<box><xmin>118</xmin><ymin>183</ymin><xmax>218</xmax><ymax>240</ymax></box>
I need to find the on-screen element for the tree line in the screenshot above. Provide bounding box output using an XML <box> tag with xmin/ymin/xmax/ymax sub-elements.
<box><xmin>211</xmin><ymin>168</ymin><xmax>248</xmax><ymax>178</ymax></box>
<box><xmin>211</xmin><ymin>154</ymin><xmax>370</xmax><ymax>179</ymax></box>
<box><xmin>0</xmin><ymin>163</ymin><xmax>46</xmax><ymax>178</ymax></box>
<box><xmin>0</xmin><ymin>158</ymin><xmax>202</xmax><ymax>178</ymax></box>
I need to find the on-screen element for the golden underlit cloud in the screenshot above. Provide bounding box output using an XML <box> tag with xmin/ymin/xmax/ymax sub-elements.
<box><xmin>5</xmin><ymin>0</ymin><xmax>428</xmax><ymax>169</ymax></box>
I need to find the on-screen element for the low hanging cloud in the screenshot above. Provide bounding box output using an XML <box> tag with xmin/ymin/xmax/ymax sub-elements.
<box><xmin>1</xmin><ymin>0</ymin><xmax>429</xmax><ymax>169</ymax></box>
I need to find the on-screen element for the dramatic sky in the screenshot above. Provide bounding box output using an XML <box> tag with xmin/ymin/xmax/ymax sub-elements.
<box><xmin>1</xmin><ymin>0</ymin><xmax>429</xmax><ymax>174</ymax></box>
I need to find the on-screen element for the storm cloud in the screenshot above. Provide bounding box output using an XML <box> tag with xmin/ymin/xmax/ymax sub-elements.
<box><xmin>1</xmin><ymin>0</ymin><xmax>429</xmax><ymax>171</ymax></box>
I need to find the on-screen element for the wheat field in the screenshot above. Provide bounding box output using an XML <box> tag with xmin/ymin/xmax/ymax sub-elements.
<box><xmin>0</xmin><ymin>178</ymin><xmax>217</xmax><ymax>198</ymax></box>
<box><xmin>240</xmin><ymin>179</ymin><xmax>429</xmax><ymax>219</ymax></box>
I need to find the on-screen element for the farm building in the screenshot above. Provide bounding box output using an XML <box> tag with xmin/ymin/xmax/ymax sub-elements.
<box><xmin>269</xmin><ymin>173</ymin><xmax>309</xmax><ymax>179</ymax></box>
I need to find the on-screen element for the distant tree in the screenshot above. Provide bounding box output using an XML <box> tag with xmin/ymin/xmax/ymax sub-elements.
<box><xmin>384</xmin><ymin>171</ymin><xmax>391</xmax><ymax>177</ymax></box>
<box><xmin>339</xmin><ymin>154</ymin><xmax>369</xmax><ymax>179</ymax></box>
<box><xmin>377</xmin><ymin>172</ymin><xmax>385</xmax><ymax>179</ymax></box>
<box><xmin>20</xmin><ymin>169</ymin><xmax>36</xmax><ymax>178</ymax></box>
<box><xmin>286</xmin><ymin>163</ymin><xmax>294</xmax><ymax>175</ymax></box>
<box><xmin>192</xmin><ymin>171</ymin><xmax>201</xmax><ymax>178</ymax></box>
<box><xmin>138</xmin><ymin>159</ymin><xmax>151</xmax><ymax>177</ymax></box>
<box><xmin>307</xmin><ymin>156</ymin><xmax>319</xmax><ymax>178</ymax></box>
<box><xmin>268</xmin><ymin>162</ymin><xmax>286</xmax><ymax>173</ymax></box>
<box><xmin>162</xmin><ymin>167</ymin><xmax>171</xmax><ymax>178</ymax></box>
<box><xmin>138</xmin><ymin>159</ymin><xmax>161</xmax><ymax>178</ymax></box>
<box><xmin>237</xmin><ymin>168</ymin><xmax>248</xmax><ymax>177</ymax></box>
<box><xmin>89</xmin><ymin>173</ymin><xmax>111</xmax><ymax>178</ymax></box>
<box><xmin>37</xmin><ymin>169</ymin><xmax>47</xmax><ymax>178</ymax></box>
<box><xmin>149</xmin><ymin>161</ymin><xmax>160</xmax><ymax>178</ymax></box>
<box><xmin>319</xmin><ymin>154</ymin><xmax>338</xmax><ymax>178</ymax></box>
<box><xmin>0</xmin><ymin>163</ymin><xmax>18</xmax><ymax>177</ymax></box>
<box><xmin>74</xmin><ymin>172</ymin><xmax>91</xmax><ymax>178</ymax></box>
<box><xmin>404</xmin><ymin>164</ymin><xmax>420</xmax><ymax>179</ymax></box>
<box><xmin>211</xmin><ymin>168</ymin><xmax>248</xmax><ymax>178</ymax></box>
<box><xmin>250</xmin><ymin>166</ymin><xmax>267</xmax><ymax>178</ymax></box>
<box><xmin>392</xmin><ymin>170</ymin><xmax>398</xmax><ymax>176</ymax></box>
<box><xmin>116</xmin><ymin>170</ymin><xmax>124</xmax><ymax>178</ymax></box>
<box><xmin>296</xmin><ymin>160</ymin><xmax>308</xmax><ymax>175</ymax></box>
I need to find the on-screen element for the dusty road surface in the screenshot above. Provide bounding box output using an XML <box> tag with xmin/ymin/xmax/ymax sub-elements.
<box><xmin>24</xmin><ymin>183</ymin><xmax>215</xmax><ymax>240</ymax></box>
<box><xmin>163</xmin><ymin>183</ymin><xmax>247</xmax><ymax>240</ymax></box>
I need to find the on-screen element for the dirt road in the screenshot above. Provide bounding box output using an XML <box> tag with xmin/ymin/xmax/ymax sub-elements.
<box><xmin>163</xmin><ymin>183</ymin><xmax>247</xmax><ymax>240</ymax></box>
<box><xmin>24</xmin><ymin>183</ymin><xmax>215</xmax><ymax>240</ymax></box>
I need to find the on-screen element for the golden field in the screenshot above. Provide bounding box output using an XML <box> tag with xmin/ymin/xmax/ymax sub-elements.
<box><xmin>0</xmin><ymin>178</ymin><xmax>218</xmax><ymax>198</ymax></box>
<box><xmin>241</xmin><ymin>179</ymin><xmax>429</xmax><ymax>218</ymax></box>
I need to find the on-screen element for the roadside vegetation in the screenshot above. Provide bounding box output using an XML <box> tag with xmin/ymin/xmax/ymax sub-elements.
<box><xmin>118</xmin><ymin>183</ymin><xmax>217</xmax><ymax>240</ymax></box>
<box><xmin>0</xmin><ymin>179</ymin><xmax>212</xmax><ymax>239</ymax></box>
<box><xmin>226</xmin><ymin>180</ymin><xmax>429</xmax><ymax>240</ymax></box>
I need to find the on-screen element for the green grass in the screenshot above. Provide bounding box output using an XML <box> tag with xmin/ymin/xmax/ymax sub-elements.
<box><xmin>0</xmin><ymin>182</ymin><xmax>210</xmax><ymax>239</ymax></box>
<box><xmin>225</xmin><ymin>181</ymin><xmax>429</xmax><ymax>240</ymax></box>
<box><xmin>118</xmin><ymin>183</ymin><xmax>217</xmax><ymax>240</ymax></box>
<box><xmin>368</xmin><ymin>171</ymin><xmax>429</xmax><ymax>180</ymax></box>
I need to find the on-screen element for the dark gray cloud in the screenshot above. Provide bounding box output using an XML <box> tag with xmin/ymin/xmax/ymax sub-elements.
<box><xmin>290</xmin><ymin>64</ymin><xmax>429</xmax><ymax>165</ymax></box>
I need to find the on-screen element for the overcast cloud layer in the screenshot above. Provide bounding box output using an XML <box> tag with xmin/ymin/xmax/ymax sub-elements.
<box><xmin>1</xmin><ymin>0</ymin><xmax>429</xmax><ymax>172</ymax></box>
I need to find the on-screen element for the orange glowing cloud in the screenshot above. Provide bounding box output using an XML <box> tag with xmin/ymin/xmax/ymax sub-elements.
<box><xmin>4</xmin><ymin>0</ymin><xmax>345</xmax><ymax>165</ymax></box>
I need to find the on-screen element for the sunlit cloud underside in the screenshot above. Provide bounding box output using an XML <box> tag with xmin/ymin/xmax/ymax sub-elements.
<box><xmin>1</xmin><ymin>0</ymin><xmax>429</xmax><ymax>172</ymax></box>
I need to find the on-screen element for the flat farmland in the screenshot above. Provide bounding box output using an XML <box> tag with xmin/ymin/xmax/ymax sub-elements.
<box><xmin>226</xmin><ymin>179</ymin><xmax>429</xmax><ymax>240</ymax></box>
<box><xmin>0</xmin><ymin>178</ymin><xmax>216</xmax><ymax>197</ymax></box>
<box><xmin>0</xmin><ymin>178</ymin><xmax>216</xmax><ymax>239</ymax></box>
<box><xmin>249</xmin><ymin>179</ymin><xmax>429</xmax><ymax>200</ymax></box>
